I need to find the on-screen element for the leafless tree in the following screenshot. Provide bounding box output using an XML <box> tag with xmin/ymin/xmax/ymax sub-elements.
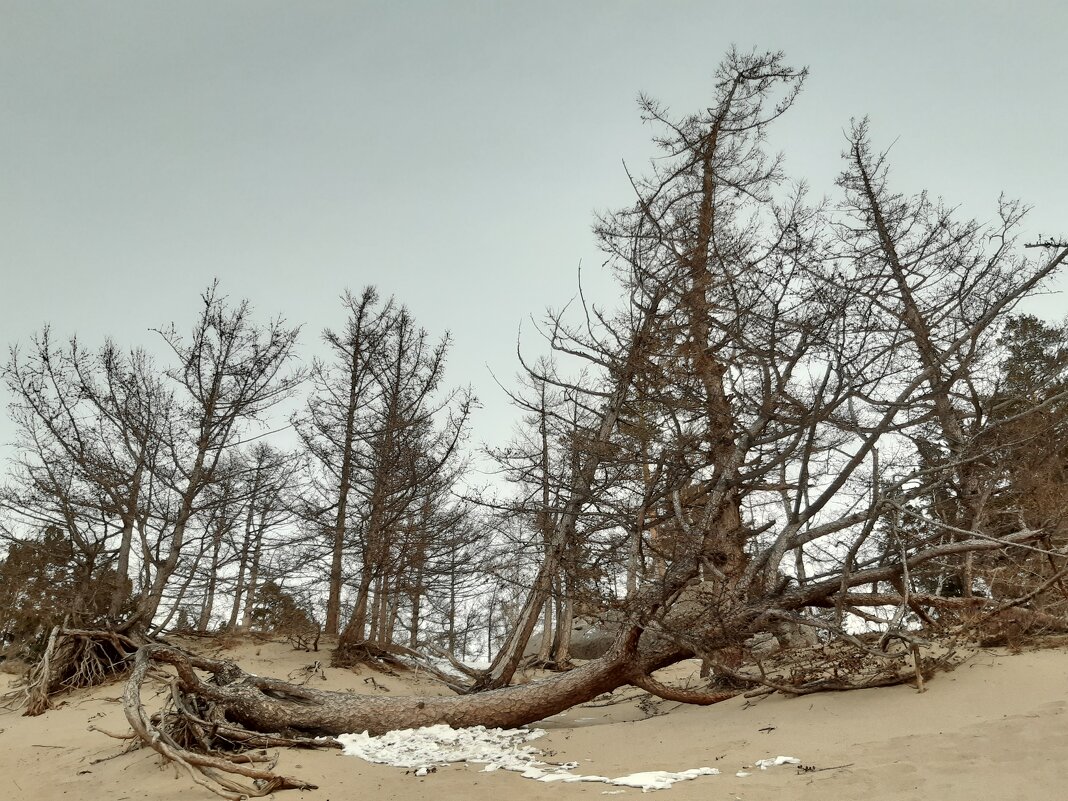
<box><xmin>336</xmin><ymin>305</ymin><xmax>474</xmax><ymax>651</ymax></box>
<box><xmin>172</xmin><ymin>443</ymin><xmax>299</xmax><ymax>633</ymax></box>
<box><xmin>133</xmin><ymin>50</ymin><xmax>1068</xmax><ymax>748</ymax></box>
<box><xmin>294</xmin><ymin>292</ymin><xmax>476</xmax><ymax>652</ymax></box>
<box><xmin>126</xmin><ymin>286</ymin><xmax>302</xmax><ymax>632</ymax></box>
<box><xmin>6</xmin><ymin>48</ymin><xmax>1068</xmax><ymax>800</ymax></box>
<box><xmin>228</xmin><ymin>443</ymin><xmax>299</xmax><ymax>631</ymax></box>
<box><xmin>485</xmin><ymin>360</ymin><xmax>614</xmax><ymax>670</ymax></box>
<box><xmin>2</xmin><ymin>333</ymin><xmax>171</xmax><ymax>627</ymax></box>
<box><xmin>2</xmin><ymin>286</ymin><xmax>301</xmax><ymax>639</ymax></box>
<box><xmin>293</xmin><ymin>288</ymin><xmax>392</xmax><ymax>635</ymax></box>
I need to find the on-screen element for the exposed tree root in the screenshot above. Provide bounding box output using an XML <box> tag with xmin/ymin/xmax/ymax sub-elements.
<box><xmin>729</xmin><ymin>636</ymin><xmax>965</xmax><ymax>698</ymax></box>
<box><xmin>110</xmin><ymin>635</ymin><xmax>662</xmax><ymax>796</ymax></box>
<box><xmin>285</xmin><ymin>623</ymin><xmax>321</xmax><ymax>653</ymax></box>
<box><xmin>330</xmin><ymin>639</ymin><xmax>407</xmax><ymax>673</ymax></box>
<box><xmin>122</xmin><ymin>646</ymin><xmax>328</xmax><ymax>800</ymax></box>
<box><xmin>95</xmin><ymin>598</ymin><xmax>1017</xmax><ymax>800</ymax></box>
<box><xmin>14</xmin><ymin>627</ymin><xmax>140</xmax><ymax>715</ymax></box>
<box><xmin>45</xmin><ymin>587</ymin><xmax>1048</xmax><ymax>799</ymax></box>
<box><xmin>520</xmin><ymin>655</ymin><xmax>576</xmax><ymax>673</ymax></box>
<box><xmin>132</xmin><ymin>631</ymin><xmax>661</xmax><ymax>734</ymax></box>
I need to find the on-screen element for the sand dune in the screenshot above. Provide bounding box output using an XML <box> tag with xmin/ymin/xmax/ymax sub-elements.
<box><xmin>2</xmin><ymin>637</ymin><xmax>1063</xmax><ymax>800</ymax></box>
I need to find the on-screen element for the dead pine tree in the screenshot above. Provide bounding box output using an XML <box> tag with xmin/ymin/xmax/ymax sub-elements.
<box><xmin>333</xmin><ymin>305</ymin><xmax>473</xmax><ymax>662</ymax></box>
<box><xmin>294</xmin><ymin>292</ymin><xmax>474</xmax><ymax>660</ymax></box>
<box><xmin>484</xmin><ymin>361</ymin><xmax>593</xmax><ymax>671</ymax></box>
<box><xmin>7</xmin><ymin>48</ymin><xmax>1068</xmax><ymax>797</ymax></box>
<box><xmin>2</xmin><ymin>285</ymin><xmax>302</xmax><ymax>711</ymax></box>
<box><xmin>292</xmin><ymin>288</ymin><xmax>393</xmax><ymax>637</ymax></box>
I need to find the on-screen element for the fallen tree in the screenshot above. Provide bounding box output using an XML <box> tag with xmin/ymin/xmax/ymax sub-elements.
<box><xmin>112</xmin><ymin>524</ymin><xmax>1059</xmax><ymax>796</ymax></box>
<box><xmin>5</xmin><ymin>45</ymin><xmax>1068</xmax><ymax>801</ymax></box>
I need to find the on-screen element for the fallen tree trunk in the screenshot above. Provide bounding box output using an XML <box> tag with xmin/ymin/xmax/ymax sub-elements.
<box><xmin>123</xmin><ymin>644</ymin><xmax>320</xmax><ymax>800</ymax></box>
<box><xmin>131</xmin><ymin>627</ymin><xmax>691</xmax><ymax>738</ymax></box>
<box><xmin>117</xmin><ymin>626</ymin><xmax>702</xmax><ymax>797</ymax></box>
<box><xmin>111</xmin><ymin>531</ymin><xmax>1065</xmax><ymax>797</ymax></box>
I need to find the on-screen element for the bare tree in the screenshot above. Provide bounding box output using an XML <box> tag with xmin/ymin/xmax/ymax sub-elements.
<box><xmin>6</xmin><ymin>48</ymin><xmax>1068</xmax><ymax>799</ymax></box>
<box><xmin>2</xmin><ymin>286</ymin><xmax>302</xmax><ymax>638</ymax></box>
<box><xmin>126</xmin><ymin>286</ymin><xmax>302</xmax><ymax>632</ymax></box>
<box><xmin>293</xmin><ymin>288</ymin><xmax>391</xmax><ymax>636</ymax></box>
<box><xmin>486</xmin><ymin>361</ymin><xmax>608</xmax><ymax>669</ymax></box>
<box><xmin>336</xmin><ymin>305</ymin><xmax>473</xmax><ymax>651</ymax></box>
<box><xmin>294</xmin><ymin>291</ymin><xmax>475</xmax><ymax>651</ymax></box>
<box><xmin>228</xmin><ymin>444</ymin><xmax>298</xmax><ymax>631</ymax></box>
<box><xmin>194</xmin><ymin>457</ymin><xmax>243</xmax><ymax>631</ymax></box>
<box><xmin>140</xmin><ymin>45</ymin><xmax>1065</xmax><ymax>735</ymax></box>
<box><xmin>2</xmin><ymin>334</ymin><xmax>171</xmax><ymax>628</ymax></box>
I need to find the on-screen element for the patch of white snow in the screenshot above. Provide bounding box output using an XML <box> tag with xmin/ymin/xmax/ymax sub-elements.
<box><xmin>754</xmin><ymin>755</ymin><xmax>801</xmax><ymax>769</ymax></box>
<box><xmin>337</xmin><ymin>724</ymin><xmax>721</xmax><ymax>790</ymax></box>
<box><xmin>337</xmin><ymin>724</ymin><xmax>543</xmax><ymax>772</ymax></box>
<box><xmin>608</xmin><ymin>769</ymin><xmax>719</xmax><ymax>790</ymax></box>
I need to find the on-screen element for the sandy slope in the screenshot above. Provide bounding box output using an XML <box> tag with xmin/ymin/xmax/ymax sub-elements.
<box><xmin>1</xmin><ymin>637</ymin><xmax>1064</xmax><ymax>801</ymax></box>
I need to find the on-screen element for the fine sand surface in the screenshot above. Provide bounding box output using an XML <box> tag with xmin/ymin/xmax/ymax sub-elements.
<box><xmin>2</xmin><ymin>637</ymin><xmax>1064</xmax><ymax>801</ymax></box>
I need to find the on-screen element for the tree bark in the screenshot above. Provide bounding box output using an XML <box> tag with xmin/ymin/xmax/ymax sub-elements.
<box><xmin>135</xmin><ymin>626</ymin><xmax>689</xmax><ymax>737</ymax></box>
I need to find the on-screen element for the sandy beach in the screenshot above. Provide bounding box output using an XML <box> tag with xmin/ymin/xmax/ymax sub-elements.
<box><xmin>2</xmin><ymin>637</ymin><xmax>1064</xmax><ymax>801</ymax></box>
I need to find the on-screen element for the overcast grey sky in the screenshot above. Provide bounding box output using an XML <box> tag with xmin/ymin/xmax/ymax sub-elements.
<box><xmin>2</xmin><ymin>1</ymin><xmax>1066</xmax><ymax>467</ymax></box>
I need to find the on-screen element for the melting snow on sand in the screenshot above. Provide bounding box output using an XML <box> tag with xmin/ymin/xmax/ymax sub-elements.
<box><xmin>754</xmin><ymin>755</ymin><xmax>802</xmax><ymax>769</ymax></box>
<box><xmin>338</xmin><ymin>724</ymin><xmax>799</xmax><ymax>791</ymax></box>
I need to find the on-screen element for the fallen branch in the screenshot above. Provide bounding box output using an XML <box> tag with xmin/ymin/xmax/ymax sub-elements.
<box><xmin>630</xmin><ymin>672</ymin><xmax>736</xmax><ymax>705</ymax></box>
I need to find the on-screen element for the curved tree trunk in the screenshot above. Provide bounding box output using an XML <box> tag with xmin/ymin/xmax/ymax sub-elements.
<box><xmin>133</xmin><ymin>627</ymin><xmax>691</xmax><ymax>738</ymax></box>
